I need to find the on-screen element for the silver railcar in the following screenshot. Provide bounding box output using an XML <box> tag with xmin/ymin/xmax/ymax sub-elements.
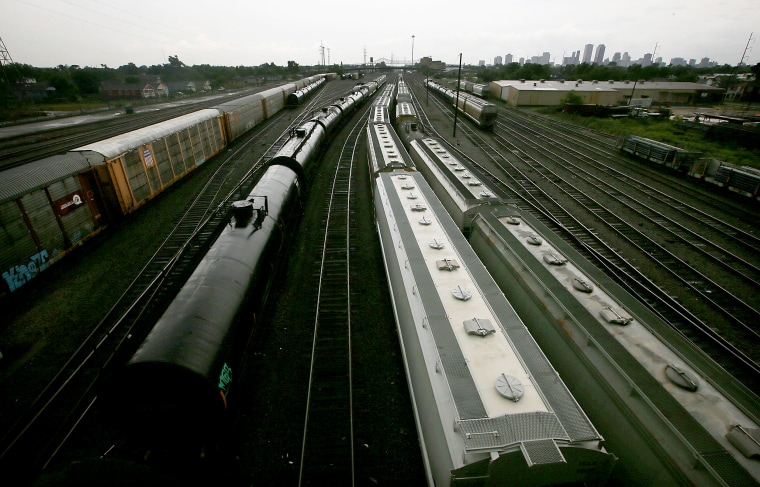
<box><xmin>369</xmin><ymin>105</ymin><xmax>617</xmax><ymax>486</ymax></box>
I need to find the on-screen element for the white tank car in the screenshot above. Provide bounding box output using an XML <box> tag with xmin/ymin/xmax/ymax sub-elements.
<box><xmin>467</xmin><ymin>207</ymin><xmax>760</xmax><ymax>487</ymax></box>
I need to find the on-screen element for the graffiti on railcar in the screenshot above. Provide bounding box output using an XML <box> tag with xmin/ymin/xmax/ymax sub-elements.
<box><xmin>2</xmin><ymin>249</ymin><xmax>51</xmax><ymax>292</ymax></box>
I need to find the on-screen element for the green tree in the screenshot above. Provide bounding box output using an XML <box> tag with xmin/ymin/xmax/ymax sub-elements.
<box><xmin>70</xmin><ymin>67</ymin><xmax>102</xmax><ymax>95</ymax></box>
<box><xmin>560</xmin><ymin>90</ymin><xmax>584</xmax><ymax>105</ymax></box>
<box><xmin>167</xmin><ymin>55</ymin><xmax>185</xmax><ymax>68</ymax></box>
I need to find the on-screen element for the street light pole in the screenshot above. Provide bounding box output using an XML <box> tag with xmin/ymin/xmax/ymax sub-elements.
<box><xmin>453</xmin><ymin>53</ymin><xmax>462</xmax><ymax>138</ymax></box>
<box><xmin>411</xmin><ymin>35</ymin><xmax>415</xmax><ymax>68</ymax></box>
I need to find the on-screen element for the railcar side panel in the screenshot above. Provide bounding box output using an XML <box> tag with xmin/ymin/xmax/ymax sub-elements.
<box><xmin>0</xmin><ymin>200</ymin><xmax>40</xmax><ymax>293</ymax></box>
<box><xmin>1</xmin><ymin>167</ymin><xmax>105</xmax><ymax>296</ymax></box>
<box><xmin>216</xmin><ymin>93</ymin><xmax>266</xmax><ymax>141</ymax></box>
<box><xmin>73</xmin><ymin>111</ymin><xmax>226</xmax><ymax>216</ymax></box>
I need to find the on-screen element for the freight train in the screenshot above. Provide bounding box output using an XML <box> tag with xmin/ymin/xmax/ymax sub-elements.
<box><xmin>0</xmin><ymin>74</ymin><xmax>335</xmax><ymax>297</ymax></box>
<box><xmin>458</xmin><ymin>79</ymin><xmax>490</xmax><ymax>98</ymax></box>
<box><xmin>618</xmin><ymin>133</ymin><xmax>760</xmax><ymax>200</ymax></box>
<box><xmin>393</xmin><ymin>82</ymin><xmax>760</xmax><ymax>486</ymax></box>
<box><xmin>367</xmin><ymin>79</ymin><xmax>618</xmax><ymax>486</ymax></box>
<box><xmin>36</xmin><ymin>76</ymin><xmax>386</xmax><ymax>485</ymax></box>
<box><xmin>424</xmin><ymin>78</ymin><xmax>497</xmax><ymax>129</ymax></box>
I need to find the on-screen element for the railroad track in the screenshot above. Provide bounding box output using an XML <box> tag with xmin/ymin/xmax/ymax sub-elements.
<box><xmin>494</xmin><ymin>120</ymin><xmax>760</xmax><ymax>345</ymax></box>
<box><xmin>408</xmin><ymin>77</ymin><xmax>760</xmax><ymax>418</ymax></box>
<box><xmin>297</xmin><ymin>112</ymin><xmax>368</xmax><ymax>486</ymax></box>
<box><xmin>0</xmin><ymin>89</ymin><xmax>261</xmax><ymax>170</ymax></box>
<box><xmin>497</xmin><ymin>108</ymin><xmax>758</xmax><ymax>222</ymax></box>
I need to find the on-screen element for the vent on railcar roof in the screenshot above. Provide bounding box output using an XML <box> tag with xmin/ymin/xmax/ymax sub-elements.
<box><xmin>464</xmin><ymin>318</ymin><xmax>495</xmax><ymax>337</ymax></box>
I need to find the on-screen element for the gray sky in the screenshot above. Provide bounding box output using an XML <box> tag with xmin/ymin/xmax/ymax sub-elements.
<box><xmin>2</xmin><ymin>0</ymin><xmax>758</xmax><ymax>68</ymax></box>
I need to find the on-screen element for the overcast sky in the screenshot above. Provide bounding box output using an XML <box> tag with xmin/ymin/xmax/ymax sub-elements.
<box><xmin>3</xmin><ymin>0</ymin><xmax>758</xmax><ymax>69</ymax></box>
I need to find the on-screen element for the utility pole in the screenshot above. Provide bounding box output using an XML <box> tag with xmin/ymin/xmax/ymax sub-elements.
<box><xmin>652</xmin><ymin>41</ymin><xmax>659</xmax><ymax>65</ymax></box>
<box><xmin>411</xmin><ymin>35</ymin><xmax>415</xmax><ymax>68</ymax></box>
<box><xmin>724</xmin><ymin>33</ymin><xmax>754</xmax><ymax>107</ymax></box>
<box><xmin>453</xmin><ymin>53</ymin><xmax>462</xmax><ymax>138</ymax></box>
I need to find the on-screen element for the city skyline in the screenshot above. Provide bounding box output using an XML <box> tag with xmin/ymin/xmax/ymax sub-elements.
<box><xmin>489</xmin><ymin>41</ymin><xmax>743</xmax><ymax>69</ymax></box>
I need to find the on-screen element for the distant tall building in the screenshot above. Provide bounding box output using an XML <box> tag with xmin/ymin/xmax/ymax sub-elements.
<box><xmin>611</xmin><ymin>52</ymin><xmax>621</xmax><ymax>64</ymax></box>
<box><xmin>530</xmin><ymin>52</ymin><xmax>551</xmax><ymax>65</ymax></box>
<box><xmin>494</xmin><ymin>55</ymin><xmax>503</xmax><ymax>66</ymax></box>
<box><xmin>563</xmin><ymin>51</ymin><xmax>580</xmax><ymax>66</ymax></box>
<box><xmin>622</xmin><ymin>52</ymin><xmax>631</xmax><ymax>67</ymax></box>
<box><xmin>593</xmin><ymin>44</ymin><xmax>605</xmax><ymax>65</ymax></box>
<box><xmin>697</xmin><ymin>57</ymin><xmax>716</xmax><ymax>68</ymax></box>
<box><xmin>479</xmin><ymin>60</ymin><xmax>486</xmax><ymax>66</ymax></box>
<box><xmin>505</xmin><ymin>53</ymin><xmax>513</xmax><ymax>64</ymax></box>
<box><xmin>582</xmin><ymin>44</ymin><xmax>593</xmax><ymax>63</ymax></box>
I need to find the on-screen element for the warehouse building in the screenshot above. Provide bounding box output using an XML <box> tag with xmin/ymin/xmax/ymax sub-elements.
<box><xmin>489</xmin><ymin>79</ymin><xmax>724</xmax><ymax>106</ymax></box>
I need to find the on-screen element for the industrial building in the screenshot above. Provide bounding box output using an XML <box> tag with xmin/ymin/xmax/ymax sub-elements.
<box><xmin>488</xmin><ymin>79</ymin><xmax>725</xmax><ymax>106</ymax></box>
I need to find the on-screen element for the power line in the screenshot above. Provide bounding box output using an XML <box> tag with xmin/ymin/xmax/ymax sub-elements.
<box><xmin>12</xmin><ymin>0</ymin><xmax>239</xmax><ymax>65</ymax></box>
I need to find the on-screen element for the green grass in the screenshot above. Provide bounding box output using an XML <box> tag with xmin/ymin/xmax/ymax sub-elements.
<box><xmin>533</xmin><ymin>108</ymin><xmax>760</xmax><ymax>170</ymax></box>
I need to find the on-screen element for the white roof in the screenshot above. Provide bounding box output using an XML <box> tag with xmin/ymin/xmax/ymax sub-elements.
<box><xmin>491</xmin><ymin>79</ymin><xmax>723</xmax><ymax>93</ymax></box>
<box><xmin>71</xmin><ymin>108</ymin><xmax>221</xmax><ymax>159</ymax></box>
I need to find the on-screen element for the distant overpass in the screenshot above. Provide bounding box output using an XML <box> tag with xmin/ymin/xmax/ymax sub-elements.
<box><xmin>332</xmin><ymin>58</ymin><xmax>414</xmax><ymax>70</ymax></box>
<box><xmin>372</xmin><ymin>57</ymin><xmax>413</xmax><ymax>67</ymax></box>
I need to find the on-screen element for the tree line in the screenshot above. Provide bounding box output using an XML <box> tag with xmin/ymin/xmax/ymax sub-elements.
<box><xmin>441</xmin><ymin>61</ymin><xmax>758</xmax><ymax>88</ymax></box>
<box><xmin>0</xmin><ymin>56</ymin><xmax>325</xmax><ymax>104</ymax></box>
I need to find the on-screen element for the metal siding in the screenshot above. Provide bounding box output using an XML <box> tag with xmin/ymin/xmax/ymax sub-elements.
<box><xmin>215</xmin><ymin>93</ymin><xmax>265</xmax><ymax>140</ymax></box>
<box><xmin>142</xmin><ymin>145</ymin><xmax>163</xmax><ymax>193</ymax></box>
<box><xmin>123</xmin><ymin>149</ymin><xmax>151</xmax><ymax>203</ymax></box>
<box><xmin>0</xmin><ymin>200</ymin><xmax>38</xmax><ymax>292</ymax></box>
<box><xmin>178</xmin><ymin>128</ymin><xmax>195</xmax><ymax>172</ymax></box>
<box><xmin>154</xmin><ymin>139</ymin><xmax>174</xmax><ymax>187</ymax></box>
<box><xmin>205</xmin><ymin>117</ymin><xmax>224</xmax><ymax>158</ymax></box>
<box><xmin>46</xmin><ymin>176</ymin><xmax>77</xmax><ymax>200</ymax></box>
<box><xmin>166</xmin><ymin>132</ymin><xmax>186</xmax><ymax>177</ymax></box>
<box><xmin>191</xmin><ymin>124</ymin><xmax>205</xmax><ymax>166</ymax></box>
<box><xmin>20</xmin><ymin>190</ymin><xmax>65</xmax><ymax>258</ymax></box>
<box><xmin>59</xmin><ymin>202</ymin><xmax>95</xmax><ymax>246</ymax></box>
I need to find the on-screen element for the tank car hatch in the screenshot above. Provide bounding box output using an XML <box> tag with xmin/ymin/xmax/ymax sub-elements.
<box><xmin>726</xmin><ymin>425</ymin><xmax>760</xmax><ymax>460</ymax></box>
<box><xmin>495</xmin><ymin>373</ymin><xmax>524</xmax><ymax>402</ymax></box>
<box><xmin>436</xmin><ymin>258</ymin><xmax>460</xmax><ymax>271</ymax></box>
<box><xmin>464</xmin><ymin>318</ymin><xmax>496</xmax><ymax>337</ymax></box>
<box><xmin>665</xmin><ymin>363</ymin><xmax>699</xmax><ymax>392</ymax></box>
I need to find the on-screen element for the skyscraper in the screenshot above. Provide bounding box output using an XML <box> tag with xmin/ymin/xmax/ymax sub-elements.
<box><xmin>593</xmin><ymin>44</ymin><xmax>606</xmax><ymax>65</ymax></box>
<box><xmin>582</xmin><ymin>44</ymin><xmax>593</xmax><ymax>64</ymax></box>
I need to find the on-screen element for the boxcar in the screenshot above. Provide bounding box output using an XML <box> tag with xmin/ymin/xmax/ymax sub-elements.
<box><xmin>71</xmin><ymin>109</ymin><xmax>226</xmax><ymax>216</ymax></box>
<box><xmin>0</xmin><ymin>153</ymin><xmax>105</xmax><ymax>295</ymax></box>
